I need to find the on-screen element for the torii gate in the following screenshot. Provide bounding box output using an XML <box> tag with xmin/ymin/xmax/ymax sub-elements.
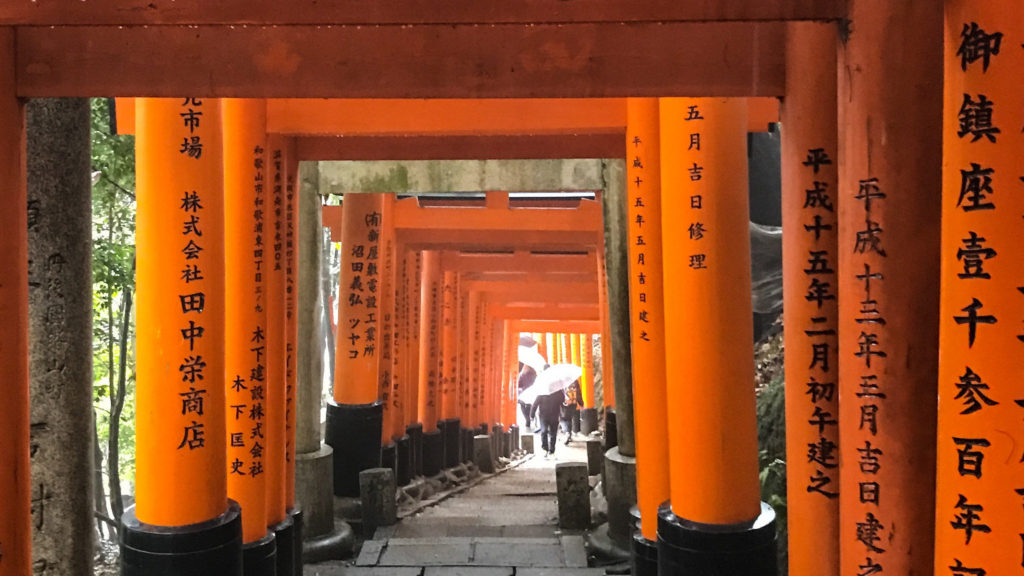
<box><xmin>1</xmin><ymin>2</ymin><xmax>988</xmax><ymax>576</ymax></box>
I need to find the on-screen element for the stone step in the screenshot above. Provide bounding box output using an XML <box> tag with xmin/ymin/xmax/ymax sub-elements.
<box><xmin>353</xmin><ymin>535</ymin><xmax>588</xmax><ymax>569</ymax></box>
<box><xmin>306</xmin><ymin>567</ymin><xmax>609</xmax><ymax>576</ymax></box>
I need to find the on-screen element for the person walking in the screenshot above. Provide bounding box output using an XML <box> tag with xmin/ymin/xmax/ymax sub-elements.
<box><xmin>531</xmin><ymin>388</ymin><xmax>565</xmax><ymax>458</ymax></box>
<box><xmin>561</xmin><ymin>380</ymin><xmax>584</xmax><ymax>445</ymax></box>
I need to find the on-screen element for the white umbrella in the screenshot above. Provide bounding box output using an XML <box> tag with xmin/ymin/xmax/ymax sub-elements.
<box><xmin>518</xmin><ymin>345</ymin><xmax>547</xmax><ymax>371</ymax></box>
<box><xmin>518</xmin><ymin>363</ymin><xmax>583</xmax><ymax>404</ymax></box>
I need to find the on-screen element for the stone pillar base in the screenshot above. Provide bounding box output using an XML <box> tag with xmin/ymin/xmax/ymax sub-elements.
<box><xmin>359</xmin><ymin>468</ymin><xmax>397</xmax><ymax>538</ymax></box>
<box><xmin>302</xmin><ymin>522</ymin><xmax>355</xmax><ymax>564</ymax></box>
<box><xmin>556</xmin><ymin>462</ymin><xmax>591</xmax><ymax>530</ymax></box>
<box><xmin>242</xmin><ymin>532</ymin><xmax>276</xmax><ymax>576</ymax></box>
<box><xmin>630</xmin><ymin>530</ymin><xmax>657</xmax><ymax>576</ymax></box>
<box><xmin>120</xmin><ymin>501</ymin><xmax>242</xmax><ymax>576</ymax></box>
<box><xmin>657</xmin><ymin>502</ymin><xmax>778</xmax><ymax>576</ymax></box>
<box><xmin>473</xmin><ymin>434</ymin><xmax>495</xmax><ymax>473</ymax></box>
<box><xmin>325</xmin><ymin>401</ymin><xmax>383</xmax><ymax>497</ymax></box>
<box><xmin>521</xmin><ymin>433</ymin><xmax>535</xmax><ymax>454</ymax></box>
<box><xmin>580</xmin><ymin>407</ymin><xmax>599</xmax><ymax>435</ymax></box>
<box><xmin>585</xmin><ymin>438</ymin><xmax>603</xmax><ymax>476</ymax></box>
<box><xmin>271</xmin><ymin>515</ymin><xmax>296</xmax><ymax>576</ymax></box>
<box><xmin>422</xmin><ymin>429</ymin><xmax>443</xmax><ymax>477</ymax></box>
<box><xmin>603</xmin><ymin>446</ymin><xmax>637</xmax><ymax>548</ymax></box>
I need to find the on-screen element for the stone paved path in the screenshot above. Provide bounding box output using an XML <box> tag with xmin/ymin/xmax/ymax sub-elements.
<box><xmin>306</xmin><ymin>434</ymin><xmax>607</xmax><ymax>576</ymax></box>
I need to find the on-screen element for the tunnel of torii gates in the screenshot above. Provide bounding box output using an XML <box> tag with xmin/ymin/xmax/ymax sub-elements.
<box><xmin>1</xmin><ymin>2</ymin><xmax>1023</xmax><ymax>576</ymax></box>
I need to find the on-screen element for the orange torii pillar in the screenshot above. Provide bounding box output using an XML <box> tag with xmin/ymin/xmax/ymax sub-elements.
<box><xmin>659</xmin><ymin>98</ymin><xmax>776</xmax><ymax>573</ymax></box>
<box><xmin>438</xmin><ymin>270</ymin><xmax>462</xmax><ymax>468</ymax></box>
<box><xmin>0</xmin><ymin>31</ymin><xmax>31</xmax><ymax>576</ymax></box>
<box><xmin>325</xmin><ymin>193</ymin><xmax>384</xmax><ymax>497</ymax></box>
<box><xmin>264</xmin><ymin>136</ymin><xmax>299</xmax><ymax>576</ymax></box>
<box><xmin>624</xmin><ymin>97</ymin><xmax>671</xmax><ymax>575</ymax></box>
<box><xmin>417</xmin><ymin>250</ymin><xmax>445</xmax><ymax>476</ymax></box>
<box><xmin>282</xmin><ymin>149</ymin><xmax>303</xmax><ymax>575</ymax></box>
<box><xmin>222</xmin><ymin>99</ymin><xmax>277</xmax><ymax>575</ymax></box>
<box><xmin>124</xmin><ymin>98</ymin><xmax>241</xmax><ymax>574</ymax></box>
<box><xmin>781</xmin><ymin>23</ymin><xmax>840</xmax><ymax>576</ymax></box>
<box><xmin>579</xmin><ymin>334</ymin><xmax>599</xmax><ymax>434</ymax></box>
<box><xmin>388</xmin><ymin>238</ymin><xmax>415</xmax><ymax>487</ymax></box>
<box><xmin>934</xmin><ymin>6</ymin><xmax>1023</xmax><ymax>575</ymax></box>
<box><xmin>377</xmin><ymin>195</ymin><xmax>399</xmax><ymax>479</ymax></box>
<box><xmin>404</xmin><ymin>250</ymin><xmax>425</xmax><ymax>477</ymax></box>
<box><xmin>837</xmin><ymin>4</ymin><xmax>941</xmax><ymax>576</ymax></box>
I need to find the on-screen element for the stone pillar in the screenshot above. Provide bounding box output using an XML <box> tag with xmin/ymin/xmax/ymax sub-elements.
<box><xmin>837</xmin><ymin>3</ymin><xmax>942</xmax><ymax>575</ymax></box>
<box><xmin>125</xmin><ymin>97</ymin><xmax>241</xmax><ymax>574</ymax></box>
<box><xmin>600</xmin><ymin>157</ymin><xmax>638</xmax><ymax>550</ymax></box>
<box><xmin>933</xmin><ymin>4</ymin><xmax>1022</xmax><ymax>575</ymax></box>
<box><xmin>0</xmin><ymin>29</ymin><xmax>31</xmax><ymax>576</ymax></box>
<box><xmin>556</xmin><ymin>463</ymin><xmax>591</xmax><ymax>530</ymax></box>
<box><xmin>294</xmin><ymin>160</ymin><xmax>352</xmax><ymax>561</ymax></box>
<box><xmin>658</xmin><ymin>98</ymin><xmax>775</xmax><ymax>574</ymax></box>
<box><xmin>358</xmin><ymin>469</ymin><xmax>397</xmax><ymax>539</ymax></box>
<box><xmin>473</xmin><ymin>435</ymin><xmax>495</xmax><ymax>474</ymax></box>
<box><xmin>623</xmin><ymin>97</ymin><xmax>670</xmax><ymax>574</ymax></box>
<box><xmin>326</xmin><ymin>193</ymin><xmax>384</xmax><ymax>497</ymax></box>
<box><xmin>781</xmin><ymin>23</ymin><xmax>840</xmax><ymax>576</ymax></box>
<box><xmin>222</xmin><ymin>98</ymin><xmax>276</xmax><ymax>574</ymax></box>
<box><xmin>26</xmin><ymin>98</ymin><xmax>93</xmax><ymax>576</ymax></box>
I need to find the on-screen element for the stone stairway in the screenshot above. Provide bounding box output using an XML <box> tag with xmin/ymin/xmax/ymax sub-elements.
<box><xmin>306</xmin><ymin>438</ymin><xmax>609</xmax><ymax>576</ymax></box>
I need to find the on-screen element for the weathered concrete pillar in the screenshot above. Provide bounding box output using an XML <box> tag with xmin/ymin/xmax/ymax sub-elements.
<box><xmin>837</xmin><ymin>3</ymin><xmax>942</xmax><ymax>575</ymax></box>
<box><xmin>600</xmin><ymin>158</ymin><xmax>638</xmax><ymax>551</ymax></box>
<box><xmin>358</xmin><ymin>468</ymin><xmax>397</xmax><ymax>539</ymax></box>
<box><xmin>556</xmin><ymin>462</ymin><xmax>591</xmax><ymax>530</ymax></box>
<box><xmin>295</xmin><ymin>162</ymin><xmax>353</xmax><ymax>561</ymax></box>
<box><xmin>26</xmin><ymin>98</ymin><xmax>94</xmax><ymax>576</ymax></box>
<box><xmin>473</xmin><ymin>435</ymin><xmax>495</xmax><ymax>474</ymax></box>
<box><xmin>600</xmin><ymin>159</ymin><xmax>634</xmax><ymax>455</ymax></box>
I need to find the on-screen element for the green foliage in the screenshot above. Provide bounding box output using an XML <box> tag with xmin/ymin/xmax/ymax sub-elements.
<box><xmin>757</xmin><ymin>372</ymin><xmax>788</xmax><ymax>574</ymax></box>
<box><xmin>90</xmin><ymin>97</ymin><xmax>137</xmax><ymax>485</ymax></box>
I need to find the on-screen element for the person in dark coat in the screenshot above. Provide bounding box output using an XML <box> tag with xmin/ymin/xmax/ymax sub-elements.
<box><xmin>531</xmin><ymin>388</ymin><xmax>565</xmax><ymax>458</ymax></box>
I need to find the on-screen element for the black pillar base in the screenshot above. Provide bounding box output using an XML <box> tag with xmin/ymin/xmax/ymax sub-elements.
<box><xmin>406</xmin><ymin>422</ymin><xmax>424</xmax><ymax>477</ymax></box>
<box><xmin>271</xmin><ymin>515</ymin><xmax>296</xmax><ymax>576</ymax></box>
<box><xmin>604</xmin><ymin>407</ymin><xmax>618</xmax><ymax>451</ymax></box>
<box><xmin>381</xmin><ymin>441</ymin><xmax>397</xmax><ymax>477</ymax></box>
<box><xmin>461</xmin><ymin>428</ymin><xmax>475</xmax><ymax>463</ymax></box>
<box><xmin>657</xmin><ymin>502</ymin><xmax>777</xmax><ymax>576</ymax></box>
<box><xmin>325</xmin><ymin>401</ymin><xmax>383</xmax><ymax>497</ymax></box>
<box><xmin>395</xmin><ymin>435</ymin><xmax>412</xmax><ymax>486</ymax></box>
<box><xmin>120</xmin><ymin>500</ymin><xmax>242</xmax><ymax>576</ymax></box>
<box><xmin>478</xmin><ymin>423</ymin><xmax>489</xmax><ymax>435</ymax></box>
<box><xmin>631</xmin><ymin>530</ymin><xmax>658</xmax><ymax>576</ymax></box>
<box><xmin>242</xmin><ymin>532</ymin><xmax>276</xmax><ymax>576</ymax></box>
<box><xmin>439</xmin><ymin>418</ymin><xmax>461</xmax><ymax>468</ymax></box>
<box><xmin>422</xmin><ymin>429</ymin><xmax>443</xmax><ymax>477</ymax></box>
<box><xmin>509</xmin><ymin>424</ymin><xmax>520</xmax><ymax>452</ymax></box>
<box><xmin>289</xmin><ymin>508</ymin><xmax>303</xmax><ymax>576</ymax></box>
<box><xmin>580</xmin><ymin>407</ymin><xmax>599</xmax><ymax>435</ymax></box>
